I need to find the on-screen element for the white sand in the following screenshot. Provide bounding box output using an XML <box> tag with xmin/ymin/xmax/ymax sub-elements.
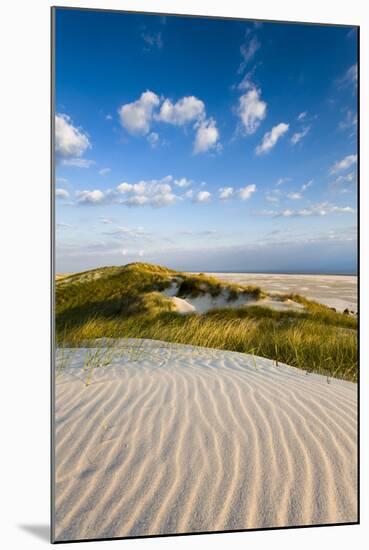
<box><xmin>163</xmin><ymin>284</ymin><xmax>304</xmax><ymax>315</ymax></box>
<box><xmin>202</xmin><ymin>273</ymin><xmax>357</xmax><ymax>313</ymax></box>
<box><xmin>55</xmin><ymin>339</ymin><xmax>357</xmax><ymax>541</ymax></box>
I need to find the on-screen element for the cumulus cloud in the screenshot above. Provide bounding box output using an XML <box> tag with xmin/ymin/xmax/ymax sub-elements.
<box><xmin>219</xmin><ymin>187</ymin><xmax>234</xmax><ymax>200</ymax></box>
<box><xmin>156</xmin><ymin>96</ymin><xmax>205</xmax><ymax>125</ymax></box>
<box><xmin>217</xmin><ymin>184</ymin><xmax>256</xmax><ymax>201</ymax></box>
<box><xmin>116</xmin><ymin>176</ymin><xmax>180</xmax><ymax>208</ymax></box>
<box><xmin>118</xmin><ymin>92</ymin><xmax>219</xmax><ymax>154</ymax></box>
<box><xmin>297</xmin><ymin>111</ymin><xmax>307</xmax><ymax>121</ymax></box>
<box><xmin>256</xmin><ymin>122</ymin><xmax>289</xmax><ymax>155</ymax></box>
<box><xmin>238</xmin><ymin>184</ymin><xmax>256</xmax><ymax>200</ymax></box>
<box><xmin>76</xmin><ymin>190</ymin><xmax>105</xmax><ymax>204</ymax></box>
<box><xmin>118</xmin><ymin>91</ymin><xmax>160</xmax><ymax>135</ymax></box>
<box><xmin>330</xmin><ymin>154</ymin><xmax>357</xmax><ymax>174</ymax></box>
<box><xmin>193</xmin><ymin>191</ymin><xmax>211</xmax><ymax>203</ymax></box>
<box><xmin>174</xmin><ymin>177</ymin><xmax>192</xmax><ymax>188</ymax></box>
<box><xmin>193</xmin><ymin>117</ymin><xmax>220</xmax><ymax>154</ymax></box>
<box><xmin>55</xmin><ymin>188</ymin><xmax>70</xmax><ymax>199</ymax></box>
<box><xmin>237</xmin><ymin>89</ymin><xmax>267</xmax><ymax>135</ymax></box>
<box><xmin>290</xmin><ymin>125</ymin><xmax>310</xmax><ymax>145</ymax></box>
<box><xmin>55</xmin><ymin>114</ymin><xmax>91</xmax><ymax>159</ymax></box>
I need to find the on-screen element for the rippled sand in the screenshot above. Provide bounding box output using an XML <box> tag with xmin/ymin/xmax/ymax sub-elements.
<box><xmin>54</xmin><ymin>340</ymin><xmax>358</xmax><ymax>542</ymax></box>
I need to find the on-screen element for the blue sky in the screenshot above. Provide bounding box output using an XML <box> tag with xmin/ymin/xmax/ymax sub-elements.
<box><xmin>55</xmin><ymin>9</ymin><xmax>358</xmax><ymax>274</ymax></box>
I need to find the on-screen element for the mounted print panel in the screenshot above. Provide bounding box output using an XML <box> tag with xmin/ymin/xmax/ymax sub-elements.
<box><xmin>52</xmin><ymin>7</ymin><xmax>359</xmax><ymax>543</ymax></box>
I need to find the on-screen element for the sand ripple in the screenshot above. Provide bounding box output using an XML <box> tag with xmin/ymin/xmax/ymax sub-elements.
<box><xmin>54</xmin><ymin>339</ymin><xmax>357</xmax><ymax>541</ymax></box>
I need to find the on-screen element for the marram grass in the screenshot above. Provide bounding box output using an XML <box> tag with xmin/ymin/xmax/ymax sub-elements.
<box><xmin>56</xmin><ymin>263</ymin><xmax>357</xmax><ymax>382</ymax></box>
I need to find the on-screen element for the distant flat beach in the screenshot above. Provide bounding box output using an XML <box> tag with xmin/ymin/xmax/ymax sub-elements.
<box><xmin>54</xmin><ymin>339</ymin><xmax>357</xmax><ymax>541</ymax></box>
<box><xmin>203</xmin><ymin>273</ymin><xmax>357</xmax><ymax>313</ymax></box>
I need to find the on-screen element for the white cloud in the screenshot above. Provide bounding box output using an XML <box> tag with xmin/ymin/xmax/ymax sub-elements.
<box><xmin>338</xmin><ymin>64</ymin><xmax>358</xmax><ymax>89</ymax></box>
<box><xmin>184</xmin><ymin>189</ymin><xmax>194</xmax><ymax>199</ymax></box>
<box><xmin>105</xmin><ymin>114</ymin><xmax>113</xmax><ymax>121</ymax></box>
<box><xmin>142</xmin><ymin>31</ymin><xmax>163</xmax><ymax>49</ymax></box>
<box><xmin>261</xmin><ymin>202</ymin><xmax>355</xmax><ymax>218</ymax></box>
<box><xmin>238</xmin><ymin>184</ymin><xmax>256</xmax><ymax>200</ymax></box>
<box><xmin>147</xmin><ymin>132</ymin><xmax>159</xmax><ymax>148</ymax></box>
<box><xmin>55</xmin><ymin>114</ymin><xmax>91</xmax><ymax>159</ymax></box>
<box><xmin>237</xmin><ymin>89</ymin><xmax>267</xmax><ymax>135</ymax></box>
<box><xmin>156</xmin><ymin>96</ymin><xmax>205</xmax><ymax>125</ymax></box>
<box><xmin>290</xmin><ymin>125</ymin><xmax>310</xmax><ymax>145</ymax></box>
<box><xmin>219</xmin><ymin>187</ymin><xmax>234</xmax><ymax>200</ymax></box>
<box><xmin>237</xmin><ymin>68</ymin><xmax>258</xmax><ymax>91</ymax></box>
<box><xmin>193</xmin><ymin>191</ymin><xmax>211</xmax><ymax>203</ymax></box>
<box><xmin>339</xmin><ymin>110</ymin><xmax>357</xmax><ymax>131</ymax></box>
<box><xmin>301</xmin><ymin>179</ymin><xmax>313</xmax><ymax>192</ymax></box>
<box><xmin>62</xmin><ymin>158</ymin><xmax>95</xmax><ymax>168</ymax></box>
<box><xmin>297</xmin><ymin>111</ymin><xmax>307</xmax><ymax>121</ymax></box>
<box><xmin>115</xmin><ymin>176</ymin><xmax>180</xmax><ymax>208</ymax></box>
<box><xmin>99</xmin><ymin>168</ymin><xmax>111</xmax><ymax>176</ymax></box>
<box><xmin>330</xmin><ymin>154</ymin><xmax>357</xmax><ymax>174</ymax></box>
<box><xmin>118</xmin><ymin>91</ymin><xmax>160</xmax><ymax>135</ymax></box>
<box><xmin>287</xmin><ymin>192</ymin><xmax>303</xmax><ymax>200</ymax></box>
<box><xmin>193</xmin><ymin>117</ymin><xmax>220</xmax><ymax>154</ymax></box>
<box><xmin>256</xmin><ymin>123</ymin><xmax>289</xmax><ymax>155</ymax></box>
<box><xmin>239</xmin><ymin>36</ymin><xmax>260</xmax><ymax>72</ymax></box>
<box><xmin>174</xmin><ymin>177</ymin><xmax>192</xmax><ymax>188</ymax></box>
<box><xmin>276</xmin><ymin>177</ymin><xmax>290</xmax><ymax>186</ymax></box>
<box><xmin>55</xmin><ymin>188</ymin><xmax>70</xmax><ymax>199</ymax></box>
<box><xmin>118</xmin><ymin>92</ymin><xmax>219</xmax><ymax>154</ymax></box>
<box><xmin>76</xmin><ymin>190</ymin><xmax>104</xmax><ymax>204</ymax></box>
<box><xmin>335</xmin><ymin>172</ymin><xmax>356</xmax><ymax>184</ymax></box>
<box><xmin>331</xmin><ymin>172</ymin><xmax>357</xmax><ymax>194</ymax></box>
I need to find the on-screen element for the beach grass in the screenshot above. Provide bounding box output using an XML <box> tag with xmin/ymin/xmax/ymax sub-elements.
<box><xmin>56</xmin><ymin>262</ymin><xmax>358</xmax><ymax>382</ymax></box>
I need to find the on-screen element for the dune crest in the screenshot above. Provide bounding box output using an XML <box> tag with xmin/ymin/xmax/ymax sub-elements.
<box><xmin>55</xmin><ymin>339</ymin><xmax>357</xmax><ymax>541</ymax></box>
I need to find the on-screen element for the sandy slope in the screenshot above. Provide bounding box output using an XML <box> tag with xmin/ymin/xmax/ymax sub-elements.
<box><xmin>54</xmin><ymin>339</ymin><xmax>357</xmax><ymax>541</ymax></box>
<box><xmin>163</xmin><ymin>283</ymin><xmax>304</xmax><ymax>314</ymax></box>
<box><xmin>203</xmin><ymin>273</ymin><xmax>357</xmax><ymax>313</ymax></box>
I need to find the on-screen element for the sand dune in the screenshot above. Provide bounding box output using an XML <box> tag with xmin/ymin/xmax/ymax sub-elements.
<box><xmin>202</xmin><ymin>273</ymin><xmax>357</xmax><ymax>313</ymax></box>
<box><xmin>54</xmin><ymin>339</ymin><xmax>357</xmax><ymax>541</ymax></box>
<box><xmin>163</xmin><ymin>283</ymin><xmax>304</xmax><ymax>315</ymax></box>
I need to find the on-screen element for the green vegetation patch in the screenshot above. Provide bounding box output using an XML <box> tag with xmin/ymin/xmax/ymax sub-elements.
<box><xmin>56</xmin><ymin>263</ymin><xmax>358</xmax><ymax>382</ymax></box>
